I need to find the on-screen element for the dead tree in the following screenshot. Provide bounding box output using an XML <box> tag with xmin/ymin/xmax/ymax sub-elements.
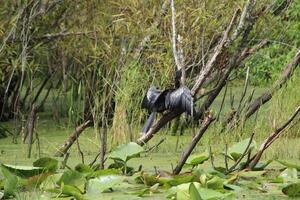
<box><xmin>137</xmin><ymin>0</ymin><xmax>261</xmax><ymax>146</ymax></box>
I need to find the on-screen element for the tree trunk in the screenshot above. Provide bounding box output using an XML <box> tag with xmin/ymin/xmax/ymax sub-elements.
<box><xmin>173</xmin><ymin>115</ymin><xmax>215</xmax><ymax>175</ymax></box>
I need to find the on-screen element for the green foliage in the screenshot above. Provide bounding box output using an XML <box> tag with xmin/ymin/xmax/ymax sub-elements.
<box><xmin>1</xmin><ymin>164</ymin><xmax>42</xmax><ymax>178</ymax></box>
<box><xmin>226</xmin><ymin>138</ymin><xmax>256</xmax><ymax>161</ymax></box>
<box><xmin>186</xmin><ymin>151</ymin><xmax>209</xmax><ymax>166</ymax></box>
<box><xmin>0</xmin><ymin>165</ymin><xmax>19</xmax><ymax>198</ymax></box>
<box><xmin>86</xmin><ymin>175</ymin><xmax>125</xmax><ymax>194</ymax></box>
<box><xmin>33</xmin><ymin>157</ymin><xmax>58</xmax><ymax>173</ymax></box>
<box><xmin>282</xmin><ymin>182</ymin><xmax>300</xmax><ymax>197</ymax></box>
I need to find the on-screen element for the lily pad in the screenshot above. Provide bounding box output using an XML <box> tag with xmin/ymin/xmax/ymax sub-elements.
<box><xmin>226</xmin><ymin>138</ymin><xmax>256</xmax><ymax>161</ymax></box>
<box><xmin>175</xmin><ymin>182</ymin><xmax>233</xmax><ymax>200</ymax></box>
<box><xmin>109</xmin><ymin>142</ymin><xmax>144</xmax><ymax>162</ymax></box>
<box><xmin>282</xmin><ymin>182</ymin><xmax>300</xmax><ymax>197</ymax></box>
<box><xmin>58</xmin><ymin>170</ymin><xmax>86</xmax><ymax>192</ymax></box>
<box><xmin>1</xmin><ymin>164</ymin><xmax>42</xmax><ymax>178</ymax></box>
<box><xmin>279</xmin><ymin>168</ymin><xmax>298</xmax><ymax>182</ymax></box>
<box><xmin>40</xmin><ymin>173</ymin><xmax>63</xmax><ymax>190</ymax></box>
<box><xmin>186</xmin><ymin>152</ymin><xmax>209</xmax><ymax>166</ymax></box>
<box><xmin>189</xmin><ymin>183</ymin><xmax>202</xmax><ymax>200</ymax></box>
<box><xmin>86</xmin><ymin>175</ymin><xmax>125</xmax><ymax>194</ymax></box>
<box><xmin>49</xmin><ymin>184</ymin><xmax>85</xmax><ymax>200</ymax></box>
<box><xmin>0</xmin><ymin>165</ymin><xmax>19</xmax><ymax>197</ymax></box>
<box><xmin>33</xmin><ymin>157</ymin><xmax>58</xmax><ymax>172</ymax></box>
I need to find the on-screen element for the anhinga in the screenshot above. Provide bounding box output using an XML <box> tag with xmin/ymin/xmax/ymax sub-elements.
<box><xmin>141</xmin><ymin>79</ymin><xmax>198</xmax><ymax>134</ymax></box>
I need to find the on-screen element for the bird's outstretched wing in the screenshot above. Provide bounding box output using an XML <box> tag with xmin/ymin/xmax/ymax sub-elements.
<box><xmin>166</xmin><ymin>86</ymin><xmax>195</xmax><ymax>115</ymax></box>
<box><xmin>141</xmin><ymin>86</ymin><xmax>167</xmax><ymax>112</ymax></box>
<box><xmin>141</xmin><ymin>86</ymin><xmax>161</xmax><ymax>110</ymax></box>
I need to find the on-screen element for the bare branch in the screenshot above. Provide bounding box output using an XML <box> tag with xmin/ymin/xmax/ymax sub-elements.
<box><xmin>247</xmin><ymin>106</ymin><xmax>300</xmax><ymax>169</ymax></box>
<box><xmin>191</xmin><ymin>9</ymin><xmax>240</xmax><ymax>97</ymax></box>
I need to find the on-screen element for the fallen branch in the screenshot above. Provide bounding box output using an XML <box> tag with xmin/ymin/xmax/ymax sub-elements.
<box><xmin>173</xmin><ymin>114</ymin><xmax>215</xmax><ymax>175</ymax></box>
<box><xmin>54</xmin><ymin>120</ymin><xmax>91</xmax><ymax>157</ymax></box>
<box><xmin>247</xmin><ymin>106</ymin><xmax>300</xmax><ymax>169</ymax></box>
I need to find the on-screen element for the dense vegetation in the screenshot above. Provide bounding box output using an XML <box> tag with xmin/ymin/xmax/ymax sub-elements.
<box><xmin>0</xmin><ymin>0</ymin><xmax>300</xmax><ymax>199</ymax></box>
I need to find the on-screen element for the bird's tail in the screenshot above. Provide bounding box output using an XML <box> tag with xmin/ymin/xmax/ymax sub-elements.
<box><xmin>141</xmin><ymin>112</ymin><xmax>157</xmax><ymax>135</ymax></box>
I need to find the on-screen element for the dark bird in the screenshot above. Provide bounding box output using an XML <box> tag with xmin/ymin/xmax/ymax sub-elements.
<box><xmin>141</xmin><ymin>85</ymin><xmax>197</xmax><ymax>135</ymax></box>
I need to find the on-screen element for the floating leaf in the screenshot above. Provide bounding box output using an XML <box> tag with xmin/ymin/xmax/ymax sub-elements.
<box><xmin>109</xmin><ymin>142</ymin><xmax>144</xmax><ymax>162</ymax></box>
<box><xmin>226</xmin><ymin>138</ymin><xmax>256</xmax><ymax>161</ymax></box>
<box><xmin>186</xmin><ymin>152</ymin><xmax>209</xmax><ymax>166</ymax></box>
<box><xmin>1</xmin><ymin>164</ymin><xmax>42</xmax><ymax>178</ymax></box>
<box><xmin>175</xmin><ymin>182</ymin><xmax>232</xmax><ymax>200</ymax></box>
<box><xmin>49</xmin><ymin>184</ymin><xmax>85</xmax><ymax>200</ymax></box>
<box><xmin>86</xmin><ymin>175</ymin><xmax>125</xmax><ymax>195</ymax></box>
<box><xmin>277</xmin><ymin>160</ymin><xmax>300</xmax><ymax>171</ymax></box>
<box><xmin>61</xmin><ymin>184</ymin><xmax>85</xmax><ymax>200</ymax></box>
<box><xmin>252</xmin><ymin>160</ymin><xmax>273</xmax><ymax>171</ymax></box>
<box><xmin>189</xmin><ymin>183</ymin><xmax>202</xmax><ymax>200</ymax></box>
<box><xmin>0</xmin><ymin>165</ymin><xmax>18</xmax><ymax>197</ymax></box>
<box><xmin>198</xmin><ymin>187</ymin><xmax>234</xmax><ymax>200</ymax></box>
<box><xmin>206</xmin><ymin>176</ymin><xmax>224</xmax><ymax>189</ymax></box>
<box><xmin>58</xmin><ymin>170</ymin><xmax>86</xmax><ymax>192</ymax></box>
<box><xmin>40</xmin><ymin>173</ymin><xmax>62</xmax><ymax>191</ymax></box>
<box><xmin>223</xmin><ymin>183</ymin><xmax>243</xmax><ymax>191</ymax></box>
<box><xmin>75</xmin><ymin>164</ymin><xmax>93</xmax><ymax>173</ymax></box>
<box><xmin>236</xmin><ymin>170</ymin><xmax>266</xmax><ymax>179</ymax></box>
<box><xmin>88</xmin><ymin>169</ymin><xmax>120</xmax><ymax>179</ymax></box>
<box><xmin>33</xmin><ymin>157</ymin><xmax>58</xmax><ymax>172</ymax></box>
<box><xmin>279</xmin><ymin>168</ymin><xmax>298</xmax><ymax>182</ymax></box>
<box><xmin>282</xmin><ymin>182</ymin><xmax>300</xmax><ymax>197</ymax></box>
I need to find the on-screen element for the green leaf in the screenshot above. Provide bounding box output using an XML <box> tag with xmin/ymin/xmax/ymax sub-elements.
<box><xmin>198</xmin><ymin>187</ymin><xmax>233</xmax><ymax>200</ymax></box>
<box><xmin>33</xmin><ymin>157</ymin><xmax>58</xmax><ymax>172</ymax></box>
<box><xmin>58</xmin><ymin>170</ymin><xmax>86</xmax><ymax>192</ymax></box>
<box><xmin>176</xmin><ymin>182</ymin><xmax>232</xmax><ymax>200</ymax></box>
<box><xmin>86</xmin><ymin>175</ymin><xmax>125</xmax><ymax>195</ymax></box>
<box><xmin>49</xmin><ymin>184</ymin><xmax>85</xmax><ymax>200</ymax></box>
<box><xmin>282</xmin><ymin>182</ymin><xmax>300</xmax><ymax>197</ymax></box>
<box><xmin>88</xmin><ymin>169</ymin><xmax>120</xmax><ymax>179</ymax></box>
<box><xmin>159</xmin><ymin>174</ymin><xmax>195</xmax><ymax>186</ymax></box>
<box><xmin>0</xmin><ymin>165</ymin><xmax>18</xmax><ymax>197</ymax></box>
<box><xmin>186</xmin><ymin>152</ymin><xmax>209</xmax><ymax>166</ymax></box>
<box><xmin>75</xmin><ymin>164</ymin><xmax>94</xmax><ymax>174</ymax></box>
<box><xmin>1</xmin><ymin>164</ymin><xmax>43</xmax><ymax>178</ymax></box>
<box><xmin>279</xmin><ymin>168</ymin><xmax>298</xmax><ymax>182</ymax></box>
<box><xmin>277</xmin><ymin>160</ymin><xmax>300</xmax><ymax>171</ymax></box>
<box><xmin>206</xmin><ymin>176</ymin><xmax>224</xmax><ymax>189</ymax></box>
<box><xmin>236</xmin><ymin>170</ymin><xmax>266</xmax><ymax>179</ymax></box>
<box><xmin>61</xmin><ymin>184</ymin><xmax>85</xmax><ymax>200</ymax></box>
<box><xmin>109</xmin><ymin>142</ymin><xmax>144</xmax><ymax>162</ymax></box>
<box><xmin>189</xmin><ymin>183</ymin><xmax>202</xmax><ymax>200</ymax></box>
<box><xmin>226</xmin><ymin>138</ymin><xmax>256</xmax><ymax>161</ymax></box>
<box><xmin>40</xmin><ymin>173</ymin><xmax>62</xmax><ymax>191</ymax></box>
<box><xmin>252</xmin><ymin>160</ymin><xmax>273</xmax><ymax>171</ymax></box>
